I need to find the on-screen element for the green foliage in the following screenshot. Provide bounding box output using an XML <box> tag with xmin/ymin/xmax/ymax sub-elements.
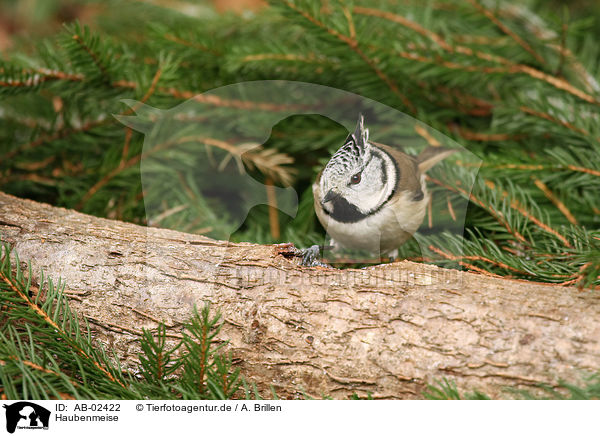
<box><xmin>2</xmin><ymin>1</ymin><xmax>598</xmax><ymax>398</ymax></box>
<box><xmin>425</xmin><ymin>379</ymin><xmax>491</xmax><ymax>400</ymax></box>
<box><xmin>2</xmin><ymin>240</ymin><xmax>599</xmax><ymax>399</ymax></box>
<box><xmin>0</xmin><ymin>242</ymin><xmax>242</xmax><ymax>400</ymax></box>
<box><xmin>1</xmin><ymin>0</ymin><xmax>598</xmax><ymax>286</ymax></box>
<box><xmin>425</xmin><ymin>376</ymin><xmax>600</xmax><ymax>400</ymax></box>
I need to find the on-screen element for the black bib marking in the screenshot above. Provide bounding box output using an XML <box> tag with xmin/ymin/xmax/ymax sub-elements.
<box><xmin>325</xmin><ymin>196</ymin><xmax>369</xmax><ymax>223</ymax></box>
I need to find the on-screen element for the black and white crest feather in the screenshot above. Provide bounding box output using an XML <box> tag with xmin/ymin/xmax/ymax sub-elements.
<box><xmin>326</xmin><ymin>114</ymin><xmax>371</xmax><ymax>176</ymax></box>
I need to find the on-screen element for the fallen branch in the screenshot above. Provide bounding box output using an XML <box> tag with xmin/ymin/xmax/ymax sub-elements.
<box><xmin>1</xmin><ymin>192</ymin><xmax>598</xmax><ymax>399</ymax></box>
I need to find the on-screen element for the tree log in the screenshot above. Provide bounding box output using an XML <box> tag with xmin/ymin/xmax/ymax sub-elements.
<box><xmin>1</xmin><ymin>191</ymin><xmax>599</xmax><ymax>399</ymax></box>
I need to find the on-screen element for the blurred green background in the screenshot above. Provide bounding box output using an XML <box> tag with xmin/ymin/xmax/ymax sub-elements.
<box><xmin>1</xmin><ymin>0</ymin><xmax>598</xmax><ymax>53</ymax></box>
<box><xmin>1</xmin><ymin>0</ymin><xmax>599</xmax><ymax>283</ymax></box>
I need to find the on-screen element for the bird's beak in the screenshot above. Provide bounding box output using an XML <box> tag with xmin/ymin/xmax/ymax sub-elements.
<box><xmin>322</xmin><ymin>190</ymin><xmax>340</xmax><ymax>205</ymax></box>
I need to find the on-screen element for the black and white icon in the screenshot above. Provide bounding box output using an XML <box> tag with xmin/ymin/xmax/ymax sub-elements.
<box><xmin>3</xmin><ymin>402</ymin><xmax>50</xmax><ymax>434</ymax></box>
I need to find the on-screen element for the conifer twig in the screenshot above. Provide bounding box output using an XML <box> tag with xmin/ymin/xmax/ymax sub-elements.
<box><xmin>353</xmin><ymin>6</ymin><xmax>453</xmax><ymax>51</ymax></box>
<box><xmin>465</xmin><ymin>0</ymin><xmax>546</xmax><ymax>65</ymax></box>
<box><xmin>241</xmin><ymin>52</ymin><xmax>335</xmax><ymax>65</ymax></box>
<box><xmin>519</xmin><ymin>106</ymin><xmax>590</xmax><ymax>136</ymax></box>
<box><xmin>71</xmin><ymin>34</ymin><xmax>110</xmax><ymax>79</ymax></box>
<box><xmin>0</xmin><ymin>268</ymin><xmax>125</xmax><ymax>388</ymax></box>
<box><xmin>78</xmin><ymin>135</ymin><xmax>295</xmax><ymax>207</ymax></box>
<box><xmin>352</xmin><ymin>5</ymin><xmax>598</xmax><ymax>105</ymax></box>
<box><xmin>281</xmin><ymin>0</ymin><xmax>415</xmax><ymax>112</ymax></box>
<box><xmin>532</xmin><ymin>178</ymin><xmax>578</xmax><ymax>225</ymax></box>
<box><xmin>163</xmin><ymin>33</ymin><xmax>221</xmax><ymax>55</ymax></box>
<box><xmin>265</xmin><ymin>178</ymin><xmax>281</xmax><ymax>240</ymax></box>
<box><xmin>450</xmin><ymin>126</ymin><xmax>526</xmax><ymax>142</ymax></box>
<box><xmin>426</xmin><ymin>175</ymin><xmax>528</xmax><ymax>244</ymax></box>
<box><xmin>428</xmin><ymin>245</ymin><xmax>525</xmax><ymax>275</ymax></box>
<box><xmin>483</xmin><ymin>179</ymin><xmax>572</xmax><ymax>248</ymax></box>
<box><xmin>5</xmin><ymin>119</ymin><xmax>108</xmax><ymax>160</ymax></box>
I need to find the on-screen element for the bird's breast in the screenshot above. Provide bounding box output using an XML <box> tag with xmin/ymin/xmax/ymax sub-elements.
<box><xmin>314</xmin><ymin>178</ymin><xmax>429</xmax><ymax>253</ymax></box>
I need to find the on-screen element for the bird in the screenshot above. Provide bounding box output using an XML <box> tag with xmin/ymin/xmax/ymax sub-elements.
<box><xmin>311</xmin><ymin>114</ymin><xmax>456</xmax><ymax>262</ymax></box>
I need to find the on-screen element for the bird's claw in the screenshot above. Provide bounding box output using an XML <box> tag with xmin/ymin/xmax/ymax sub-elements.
<box><xmin>297</xmin><ymin>245</ymin><xmax>329</xmax><ymax>267</ymax></box>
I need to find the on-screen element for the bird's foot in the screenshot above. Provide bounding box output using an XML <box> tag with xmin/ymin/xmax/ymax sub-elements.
<box><xmin>297</xmin><ymin>245</ymin><xmax>330</xmax><ymax>267</ymax></box>
<box><xmin>383</xmin><ymin>248</ymin><xmax>399</xmax><ymax>263</ymax></box>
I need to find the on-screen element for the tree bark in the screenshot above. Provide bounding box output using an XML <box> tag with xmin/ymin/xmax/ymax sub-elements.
<box><xmin>1</xmin><ymin>191</ymin><xmax>599</xmax><ymax>399</ymax></box>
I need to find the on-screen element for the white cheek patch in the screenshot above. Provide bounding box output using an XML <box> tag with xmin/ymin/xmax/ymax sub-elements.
<box><xmin>356</xmin><ymin>153</ymin><xmax>396</xmax><ymax>214</ymax></box>
<box><xmin>320</xmin><ymin>144</ymin><xmax>396</xmax><ymax>217</ymax></box>
<box><xmin>319</xmin><ymin>176</ymin><xmax>327</xmax><ymax>197</ymax></box>
<box><xmin>319</xmin><ymin>177</ymin><xmax>333</xmax><ymax>213</ymax></box>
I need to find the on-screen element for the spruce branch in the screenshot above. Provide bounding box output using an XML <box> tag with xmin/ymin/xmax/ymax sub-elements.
<box><xmin>5</xmin><ymin>118</ymin><xmax>108</xmax><ymax>161</ymax></box>
<box><xmin>0</xmin><ymin>243</ymin><xmax>130</xmax><ymax>398</ymax></box>
<box><xmin>532</xmin><ymin>177</ymin><xmax>578</xmax><ymax>225</ymax></box>
<box><xmin>163</xmin><ymin>33</ymin><xmax>222</xmax><ymax>56</ymax></box>
<box><xmin>0</xmin><ymin>241</ymin><xmax>246</xmax><ymax>400</ymax></box>
<box><xmin>343</xmin><ymin>4</ymin><xmax>600</xmax><ymax>105</ymax></box>
<box><xmin>0</xmin><ymin>67</ymin><xmax>83</xmax><ymax>92</ymax></box>
<box><xmin>1</xmin><ymin>0</ymin><xmax>599</xmax><ymax>286</ymax></box>
<box><xmin>466</xmin><ymin>0</ymin><xmax>547</xmax><ymax>65</ymax></box>
<box><xmin>0</xmin><ymin>251</ymin><xmax>126</xmax><ymax>389</ymax></box>
<box><xmin>352</xmin><ymin>6</ymin><xmax>453</xmax><ymax>51</ymax></box>
<box><xmin>277</xmin><ymin>0</ymin><xmax>416</xmax><ymax>111</ymax></box>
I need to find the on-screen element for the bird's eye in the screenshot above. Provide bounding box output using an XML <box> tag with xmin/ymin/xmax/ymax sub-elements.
<box><xmin>350</xmin><ymin>172</ymin><xmax>362</xmax><ymax>184</ymax></box>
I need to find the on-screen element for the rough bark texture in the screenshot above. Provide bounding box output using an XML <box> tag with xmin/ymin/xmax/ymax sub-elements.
<box><xmin>1</xmin><ymin>191</ymin><xmax>599</xmax><ymax>399</ymax></box>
